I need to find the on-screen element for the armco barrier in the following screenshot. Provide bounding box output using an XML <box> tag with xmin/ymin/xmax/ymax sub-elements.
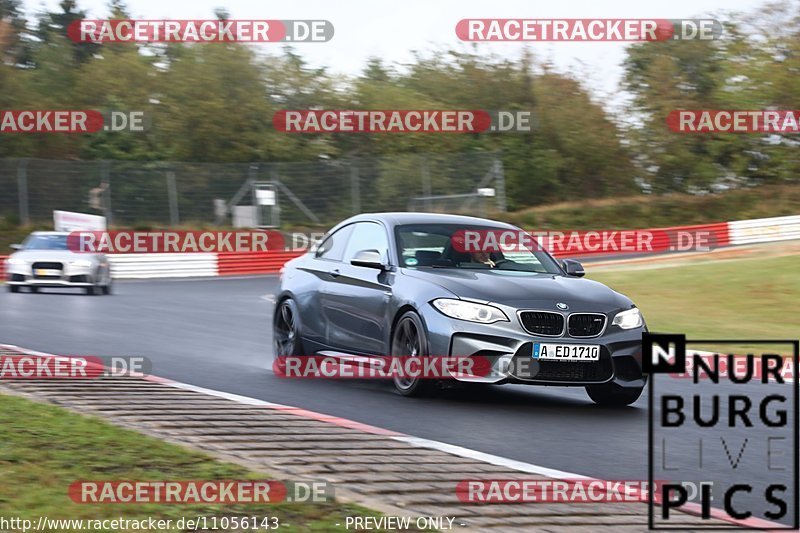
<box><xmin>547</xmin><ymin>221</ymin><xmax>730</xmax><ymax>259</ymax></box>
<box><xmin>0</xmin><ymin>215</ymin><xmax>796</xmax><ymax>280</ymax></box>
<box><xmin>217</xmin><ymin>250</ymin><xmax>305</xmax><ymax>276</ymax></box>
<box><xmin>108</xmin><ymin>253</ymin><xmax>217</xmax><ymax>279</ymax></box>
<box><xmin>728</xmin><ymin>215</ymin><xmax>800</xmax><ymax>245</ymax></box>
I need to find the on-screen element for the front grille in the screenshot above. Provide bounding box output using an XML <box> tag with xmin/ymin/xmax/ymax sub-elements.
<box><xmin>532</xmin><ymin>360</ymin><xmax>612</xmax><ymax>382</ymax></box>
<box><xmin>568</xmin><ymin>313</ymin><xmax>606</xmax><ymax>337</ymax></box>
<box><xmin>32</xmin><ymin>262</ymin><xmax>63</xmax><ymax>280</ymax></box>
<box><xmin>519</xmin><ymin>311</ymin><xmax>564</xmax><ymax>336</ymax></box>
<box><xmin>32</xmin><ymin>262</ymin><xmax>63</xmax><ymax>270</ymax></box>
<box><xmin>510</xmin><ymin>346</ymin><xmax>613</xmax><ymax>383</ymax></box>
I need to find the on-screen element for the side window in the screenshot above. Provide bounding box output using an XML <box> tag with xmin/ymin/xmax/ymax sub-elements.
<box><xmin>343</xmin><ymin>222</ymin><xmax>389</xmax><ymax>263</ymax></box>
<box><xmin>315</xmin><ymin>224</ymin><xmax>354</xmax><ymax>262</ymax></box>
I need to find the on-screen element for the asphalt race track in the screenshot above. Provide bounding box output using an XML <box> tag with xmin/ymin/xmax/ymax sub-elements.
<box><xmin>0</xmin><ymin>277</ymin><xmax>795</xmax><ymax>525</ymax></box>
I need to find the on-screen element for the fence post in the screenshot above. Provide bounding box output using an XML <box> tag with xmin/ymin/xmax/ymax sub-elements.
<box><xmin>350</xmin><ymin>163</ymin><xmax>360</xmax><ymax>214</ymax></box>
<box><xmin>101</xmin><ymin>161</ymin><xmax>112</xmax><ymax>225</ymax></box>
<box><xmin>17</xmin><ymin>158</ymin><xmax>29</xmax><ymax>226</ymax></box>
<box><xmin>494</xmin><ymin>157</ymin><xmax>507</xmax><ymax>212</ymax></box>
<box><xmin>166</xmin><ymin>170</ymin><xmax>180</xmax><ymax>226</ymax></box>
<box><xmin>421</xmin><ymin>156</ymin><xmax>432</xmax><ymax>211</ymax></box>
<box><xmin>268</xmin><ymin>165</ymin><xmax>280</xmax><ymax>227</ymax></box>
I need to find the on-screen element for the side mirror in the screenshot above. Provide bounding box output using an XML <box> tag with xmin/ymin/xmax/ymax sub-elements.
<box><xmin>351</xmin><ymin>249</ymin><xmax>386</xmax><ymax>270</ymax></box>
<box><xmin>9</xmin><ymin>244</ymin><xmax>22</xmax><ymax>251</ymax></box>
<box><xmin>562</xmin><ymin>258</ymin><xmax>585</xmax><ymax>277</ymax></box>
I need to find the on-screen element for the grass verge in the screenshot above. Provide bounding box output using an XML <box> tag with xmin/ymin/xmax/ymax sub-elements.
<box><xmin>0</xmin><ymin>394</ymin><xmax>384</xmax><ymax>532</ymax></box>
<box><xmin>590</xmin><ymin>253</ymin><xmax>800</xmax><ymax>354</ymax></box>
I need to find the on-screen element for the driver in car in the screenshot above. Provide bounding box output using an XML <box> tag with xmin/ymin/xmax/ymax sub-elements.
<box><xmin>469</xmin><ymin>250</ymin><xmax>496</xmax><ymax>268</ymax></box>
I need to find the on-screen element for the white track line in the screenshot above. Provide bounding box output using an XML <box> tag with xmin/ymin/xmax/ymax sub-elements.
<box><xmin>0</xmin><ymin>343</ymin><xmax>789</xmax><ymax>530</ymax></box>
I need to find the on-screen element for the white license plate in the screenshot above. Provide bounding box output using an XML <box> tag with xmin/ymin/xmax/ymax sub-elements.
<box><xmin>532</xmin><ymin>343</ymin><xmax>600</xmax><ymax>362</ymax></box>
<box><xmin>34</xmin><ymin>269</ymin><xmax>60</xmax><ymax>276</ymax></box>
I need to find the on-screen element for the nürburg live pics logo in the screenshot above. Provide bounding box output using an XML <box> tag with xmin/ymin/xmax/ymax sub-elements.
<box><xmin>644</xmin><ymin>333</ymin><xmax>799</xmax><ymax>530</ymax></box>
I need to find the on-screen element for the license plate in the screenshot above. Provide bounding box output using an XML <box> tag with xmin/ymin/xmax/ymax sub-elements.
<box><xmin>532</xmin><ymin>343</ymin><xmax>600</xmax><ymax>362</ymax></box>
<box><xmin>34</xmin><ymin>269</ymin><xmax>60</xmax><ymax>276</ymax></box>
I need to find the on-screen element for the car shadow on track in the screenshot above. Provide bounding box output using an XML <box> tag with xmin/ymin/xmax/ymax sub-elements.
<box><xmin>437</xmin><ymin>381</ymin><xmax>644</xmax><ymax>410</ymax></box>
<box><xmin>268</xmin><ymin>369</ymin><xmax>647</xmax><ymax>415</ymax></box>
<box><xmin>7</xmin><ymin>288</ymin><xmax>97</xmax><ymax>297</ymax></box>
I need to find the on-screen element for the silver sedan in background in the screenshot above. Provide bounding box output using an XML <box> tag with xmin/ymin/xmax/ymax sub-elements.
<box><xmin>5</xmin><ymin>232</ymin><xmax>112</xmax><ymax>295</ymax></box>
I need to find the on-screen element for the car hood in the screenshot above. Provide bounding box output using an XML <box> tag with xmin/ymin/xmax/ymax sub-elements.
<box><xmin>401</xmin><ymin>268</ymin><xmax>633</xmax><ymax>311</ymax></box>
<box><xmin>9</xmin><ymin>250</ymin><xmax>99</xmax><ymax>262</ymax></box>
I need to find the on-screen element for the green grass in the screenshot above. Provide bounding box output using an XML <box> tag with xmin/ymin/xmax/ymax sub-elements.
<box><xmin>0</xmin><ymin>394</ymin><xmax>384</xmax><ymax>532</ymax></box>
<box><xmin>589</xmin><ymin>254</ymin><xmax>800</xmax><ymax>354</ymax></box>
<box><xmin>502</xmin><ymin>184</ymin><xmax>800</xmax><ymax>230</ymax></box>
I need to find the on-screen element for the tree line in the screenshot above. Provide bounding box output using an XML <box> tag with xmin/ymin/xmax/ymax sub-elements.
<box><xmin>0</xmin><ymin>0</ymin><xmax>798</xmax><ymax>212</ymax></box>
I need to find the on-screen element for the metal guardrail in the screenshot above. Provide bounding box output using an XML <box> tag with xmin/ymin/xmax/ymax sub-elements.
<box><xmin>547</xmin><ymin>221</ymin><xmax>730</xmax><ymax>258</ymax></box>
<box><xmin>2</xmin><ymin>215</ymin><xmax>798</xmax><ymax>281</ymax></box>
<box><xmin>729</xmin><ymin>215</ymin><xmax>800</xmax><ymax>245</ymax></box>
<box><xmin>108</xmin><ymin>253</ymin><xmax>217</xmax><ymax>279</ymax></box>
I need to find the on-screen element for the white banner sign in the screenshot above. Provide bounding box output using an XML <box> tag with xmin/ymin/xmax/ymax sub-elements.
<box><xmin>53</xmin><ymin>210</ymin><xmax>107</xmax><ymax>232</ymax></box>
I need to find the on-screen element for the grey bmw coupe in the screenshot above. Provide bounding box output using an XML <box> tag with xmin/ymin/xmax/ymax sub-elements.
<box><xmin>274</xmin><ymin>213</ymin><xmax>647</xmax><ymax>406</ymax></box>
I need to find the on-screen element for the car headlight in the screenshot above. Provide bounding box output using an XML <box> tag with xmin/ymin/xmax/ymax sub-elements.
<box><xmin>70</xmin><ymin>260</ymin><xmax>93</xmax><ymax>268</ymax></box>
<box><xmin>6</xmin><ymin>257</ymin><xmax>26</xmax><ymax>266</ymax></box>
<box><xmin>432</xmin><ymin>298</ymin><xmax>508</xmax><ymax>324</ymax></box>
<box><xmin>612</xmin><ymin>308</ymin><xmax>643</xmax><ymax>329</ymax></box>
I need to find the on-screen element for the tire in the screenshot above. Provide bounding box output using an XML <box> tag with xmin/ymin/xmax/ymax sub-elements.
<box><xmin>29</xmin><ymin>286</ymin><xmax>38</xmax><ymax>293</ymax></box>
<box><xmin>586</xmin><ymin>380</ymin><xmax>646</xmax><ymax>407</ymax></box>
<box><xmin>273</xmin><ymin>298</ymin><xmax>304</xmax><ymax>358</ymax></box>
<box><xmin>85</xmin><ymin>285</ymin><xmax>101</xmax><ymax>296</ymax></box>
<box><xmin>7</xmin><ymin>285</ymin><xmax>19</xmax><ymax>293</ymax></box>
<box><xmin>102</xmin><ymin>280</ymin><xmax>112</xmax><ymax>295</ymax></box>
<box><xmin>391</xmin><ymin>311</ymin><xmax>435</xmax><ymax>397</ymax></box>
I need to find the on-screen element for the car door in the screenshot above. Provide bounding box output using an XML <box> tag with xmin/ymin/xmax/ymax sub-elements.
<box><xmin>321</xmin><ymin>221</ymin><xmax>393</xmax><ymax>355</ymax></box>
<box><xmin>299</xmin><ymin>223</ymin><xmax>354</xmax><ymax>349</ymax></box>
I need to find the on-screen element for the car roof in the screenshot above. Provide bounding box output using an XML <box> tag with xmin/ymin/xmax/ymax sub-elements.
<box><xmin>337</xmin><ymin>212</ymin><xmax>519</xmax><ymax>230</ymax></box>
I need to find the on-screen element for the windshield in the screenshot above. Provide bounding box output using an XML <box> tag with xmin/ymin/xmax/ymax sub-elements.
<box><xmin>22</xmin><ymin>234</ymin><xmax>68</xmax><ymax>250</ymax></box>
<box><xmin>395</xmin><ymin>224</ymin><xmax>563</xmax><ymax>274</ymax></box>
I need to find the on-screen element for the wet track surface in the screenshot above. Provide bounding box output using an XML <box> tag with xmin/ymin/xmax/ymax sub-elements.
<box><xmin>0</xmin><ymin>277</ymin><xmax>795</xmax><ymax>525</ymax></box>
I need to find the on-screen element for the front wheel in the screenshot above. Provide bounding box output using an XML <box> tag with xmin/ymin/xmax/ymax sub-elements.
<box><xmin>586</xmin><ymin>381</ymin><xmax>646</xmax><ymax>407</ymax></box>
<box><xmin>391</xmin><ymin>311</ymin><xmax>435</xmax><ymax>397</ymax></box>
<box><xmin>274</xmin><ymin>298</ymin><xmax>303</xmax><ymax>357</ymax></box>
<box><xmin>7</xmin><ymin>285</ymin><xmax>19</xmax><ymax>293</ymax></box>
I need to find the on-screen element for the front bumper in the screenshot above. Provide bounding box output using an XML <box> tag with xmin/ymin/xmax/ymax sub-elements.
<box><xmin>6</xmin><ymin>264</ymin><xmax>99</xmax><ymax>287</ymax></box>
<box><xmin>419</xmin><ymin>304</ymin><xmax>645</xmax><ymax>388</ymax></box>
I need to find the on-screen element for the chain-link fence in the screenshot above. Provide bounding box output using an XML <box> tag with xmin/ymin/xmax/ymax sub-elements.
<box><xmin>0</xmin><ymin>152</ymin><xmax>505</xmax><ymax>228</ymax></box>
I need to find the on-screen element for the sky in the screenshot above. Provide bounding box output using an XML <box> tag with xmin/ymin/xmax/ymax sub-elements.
<box><xmin>20</xmin><ymin>0</ymin><xmax>766</xmax><ymax>104</ymax></box>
